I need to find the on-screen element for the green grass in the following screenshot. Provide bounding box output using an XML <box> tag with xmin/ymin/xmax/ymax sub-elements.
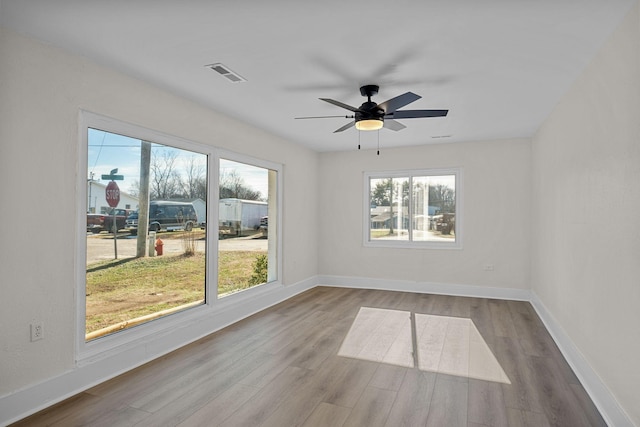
<box><xmin>86</xmin><ymin>250</ymin><xmax>267</xmax><ymax>335</ymax></box>
<box><xmin>218</xmin><ymin>251</ymin><xmax>267</xmax><ymax>296</ymax></box>
<box><xmin>370</xmin><ymin>229</ymin><xmax>393</xmax><ymax>238</ymax></box>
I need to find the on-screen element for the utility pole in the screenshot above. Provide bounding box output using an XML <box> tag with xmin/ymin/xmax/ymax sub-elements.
<box><xmin>136</xmin><ymin>141</ymin><xmax>151</xmax><ymax>257</ymax></box>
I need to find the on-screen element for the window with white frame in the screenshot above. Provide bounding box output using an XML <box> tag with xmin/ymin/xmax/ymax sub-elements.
<box><xmin>365</xmin><ymin>169</ymin><xmax>462</xmax><ymax>248</ymax></box>
<box><xmin>84</xmin><ymin>123</ymin><xmax>210</xmax><ymax>343</ymax></box>
<box><xmin>218</xmin><ymin>157</ymin><xmax>279</xmax><ymax>297</ymax></box>
<box><xmin>79</xmin><ymin>111</ymin><xmax>282</xmax><ymax>359</ymax></box>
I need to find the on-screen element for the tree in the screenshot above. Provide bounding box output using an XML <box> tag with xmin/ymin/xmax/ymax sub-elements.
<box><xmin>182</xmin><ymin>155</ymin><xmax>207</xmax><ymax>200</ymax></box>
<box><xmin>128</xmin><ymin>179</ymin><xmax>140</xmax><ymax>198</ymax></box>
<box><xmin>150</xmin><ymin>150</ymin><xmax>183</xmax><ymax>199</ymax></box>
<box><xmin>371</xmin><ymin>180</ymin><xmax>391</xmax><ymax>206</ymax></box>
<box><xmin>370</xmin><ymin>178</ymin><xmax>409</xmax><ymax>235</ymax></box>
<box><xmin>219</xmin><ymin>169</ymin><xmax>262</xmax><ymax>200</ymax></box>
<box><xmin>429</xmin><ymin>184</ymin><xmax>455</xmax><ymax>213</ymax></box>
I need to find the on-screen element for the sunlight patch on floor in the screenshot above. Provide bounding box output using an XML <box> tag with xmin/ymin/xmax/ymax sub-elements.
<box><xmin>338</xmin><ymin>307</ymin><xmax>414</xmax><ymax>367</ymax></box>
<box><xmin>338</xmin><ymin>307</ymin><xmax>510</xmax><ymax>384</ymax></box>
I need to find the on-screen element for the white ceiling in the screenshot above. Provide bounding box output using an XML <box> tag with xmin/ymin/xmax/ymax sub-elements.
<box><xmin>1</xmin><ymin>0</ymin><xmax>635</xmax><ymax>152</ymax></box>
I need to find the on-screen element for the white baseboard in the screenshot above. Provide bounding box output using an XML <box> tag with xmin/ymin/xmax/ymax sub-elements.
<box><xmin>1</xmin><ymin>277</ymin><xmax>633</xmax><ymax>427</ymax></box>
<box><xmin>530</xmin><ymin>292</ymin><xmax>634</xmax><ymax>427</ymax></box>
<box><xmin>317</xmin><ymin>274</ymin><xmax>532</xmax><ymax>301</ymax></box>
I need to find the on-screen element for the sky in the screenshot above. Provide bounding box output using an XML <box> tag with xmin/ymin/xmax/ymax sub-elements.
<box><xmin>87</xmin><ymin>128</ymin><xmax>269</xmax><ymax>201</ymax></box>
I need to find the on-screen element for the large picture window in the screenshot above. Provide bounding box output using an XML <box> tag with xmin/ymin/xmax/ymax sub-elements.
<box><xmin>365</xmin><ymin>169</ymin><xmax>462</xmax><ymax>249</ymax></box>
<box><xmin>84</xmin><ymin>128</ymin><xmax>208</xmax><ymax>341</ymax></box>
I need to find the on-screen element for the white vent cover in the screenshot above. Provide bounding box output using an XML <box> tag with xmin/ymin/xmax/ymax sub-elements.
<box><xmin>206</xmin><ymin>63</ymin><xmax>246</xmax><ymax>83</ymax></box>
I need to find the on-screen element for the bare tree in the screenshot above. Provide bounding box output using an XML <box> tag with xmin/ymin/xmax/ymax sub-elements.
<box><xmin>182</xmin><ymin>155</ymin><xmax>206</xmax><ymax>200</ymax></box>
<box><xmin>150</xmin><ymin>150</ymin><xmax>182</xmax><ymax>199</ymax></box>
<box><xmin>128</xmin><ymin>179</ymin><xmax>140</xmax><ymax>198</ymax></box>
<box><xmin>429</xmin><ymin>184</ymin><xmax>455</xmax><ymax>213</ymax></box>
<box><xmin>219</xmin><ymin>169</ymin><xmax>262</xmax><ymax>200</ymax></box>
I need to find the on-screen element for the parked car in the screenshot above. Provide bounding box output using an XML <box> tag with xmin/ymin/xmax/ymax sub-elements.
<box><xmin>126</xmin><ymin>201</ymin><xmax>197</xmax><ymax>235</ymax></box>
<box><xmin>87</xmin><ymin>209</ymin><xmax>133</xmax><ymax>233</ymax></box>
<box><xmin>433</xmin><ymin>213</ymin><xmax>455</xmax><ymax>235</ymax></box>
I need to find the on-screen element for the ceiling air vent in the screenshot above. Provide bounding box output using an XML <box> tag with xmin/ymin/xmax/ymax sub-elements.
<box><xmin>206</xmin><ymin>63</ymin><xmax>246</xmax><ymax>83</ymax></box>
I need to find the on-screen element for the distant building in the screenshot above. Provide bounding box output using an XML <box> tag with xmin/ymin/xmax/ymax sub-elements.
<box><xmin>87</xmin><ymin>181</ymin><xmax>139</xmax><ymax>213</ymax></box>
<box><xmin>370</xmin><ymin>205</ymin><xmax>440</xmax><ymax>229</ymax></box>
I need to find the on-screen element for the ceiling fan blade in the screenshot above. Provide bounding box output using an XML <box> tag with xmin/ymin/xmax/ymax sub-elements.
<box><xmin>320</xmin><ymin>98</ymin><xmax>361</xmax><ymax>112</ymax></box>
<box><xmin>295</xmin><ymin>115</ymin><xmax>353</xmax><ymax>119</ymax></box>
<box><xmin>333</xmin><ymin>121</ymin><xmax>355</xmax><ymax>133</ymax></box>
<box><xmin>377</xmin><ymin>92</ymin><xmax>421</xmax><ymax>114</ymax></box>
<box><xmin>383</xmin><ymin>119</ymin><xmax>407</xmax><ymax>131</ymax></box>
<box><xmin>391</xmin><ymin>109</ymin><xmax>448</xmax><ymax>119</ymax></box>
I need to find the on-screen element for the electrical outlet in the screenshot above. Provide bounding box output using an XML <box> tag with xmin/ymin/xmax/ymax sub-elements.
<box><xmin>483</xmin><ymin>264</ymin><xmax>494</xmax><ymax>271</ymax></box>
<box><xmin>30</xmin><ymin>323</ymin><xmax>43</xmax><ymax>342</ymax></box>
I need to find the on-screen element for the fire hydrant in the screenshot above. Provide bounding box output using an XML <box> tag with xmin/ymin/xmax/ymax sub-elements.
<box><xmin>155</xmin><ymin>238</ymin><xmax>164</xmax><ymax>256</ymax></box>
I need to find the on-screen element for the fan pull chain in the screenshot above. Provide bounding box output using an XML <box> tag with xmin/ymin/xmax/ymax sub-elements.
<box><xmin>358</xmin><ymin>130</ymin><xmax>361</xmax><ymax>150</ymax></box>
<box><xmin>377</xmin><ymin>130</ymin><xmax>380</xmax><ymax>155</ymax></box>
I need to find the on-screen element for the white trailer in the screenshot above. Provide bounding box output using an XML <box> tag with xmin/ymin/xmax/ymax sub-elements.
<box><xmin>218</xmin><ymin>198</ymin><xmax>268</xmax><ymax>236</ymax></box>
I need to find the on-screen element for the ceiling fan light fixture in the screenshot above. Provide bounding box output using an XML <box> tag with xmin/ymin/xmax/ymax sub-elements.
<box><xmin>355</xmin><ymin>118</ymin><xmax>383</xmax><ymax>131</ymax></box>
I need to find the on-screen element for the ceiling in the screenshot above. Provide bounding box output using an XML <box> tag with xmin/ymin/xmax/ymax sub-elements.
<box><xmin>1</xmin><ymin>0</ymin><xmax>635</xmax><ymax>152</ymax></box>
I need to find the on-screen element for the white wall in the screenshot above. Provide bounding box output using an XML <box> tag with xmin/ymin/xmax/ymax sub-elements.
<box><xmin>0</xmin><ymin>27</ymin><xmax>318</xmax><ymax>408</ymax></box>
<box><xmin>532</xmin><ymin>3</ymin><xmax>640</xmax><ymax>425</ymax></box>
<box><xmin>318</xmin><ymin>138</ymin><xmax>531</xmax><ymax>291</ymax></box>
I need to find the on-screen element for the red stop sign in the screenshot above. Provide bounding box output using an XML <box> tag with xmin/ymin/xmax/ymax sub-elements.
<box><xmin>105</xmin><ymin>181</ymin><xmax>120</xmax><ymax>208</ymax></box>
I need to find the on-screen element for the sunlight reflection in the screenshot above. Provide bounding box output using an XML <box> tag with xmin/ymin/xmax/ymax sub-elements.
<box><xmin>338</xmin><ymin>307</ymin><xmax>414</xmax><ymax>367</ymax></box>
<box><xmin>338</xmin><ymin>307</ymin><xmax>510</xmax><ymax>384</ymax></box>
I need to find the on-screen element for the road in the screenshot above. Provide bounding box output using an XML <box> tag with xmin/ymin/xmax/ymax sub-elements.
<box><xmin>86</xmin><ymin>232</ymin><xmax>267</xmax><ymax>264</ymax></box>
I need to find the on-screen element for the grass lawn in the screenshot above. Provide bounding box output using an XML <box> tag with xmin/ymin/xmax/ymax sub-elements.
<box><xmin>86</xmin><ymin>250</ymin><xmax>266</xmax><ymax>335</ymax></box>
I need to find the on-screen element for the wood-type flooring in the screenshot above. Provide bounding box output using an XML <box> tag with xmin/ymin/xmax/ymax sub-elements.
<box><xmin>13</xmin><ymin>287</ymin><xmax>606</xmax><ymax>426</ymax></box>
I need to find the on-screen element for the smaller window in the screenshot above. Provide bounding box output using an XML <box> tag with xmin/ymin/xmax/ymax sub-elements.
<box><xmin>365</xmin><ymin>168</ymin><xmax>462</xmax><ymax>249</ymax></box>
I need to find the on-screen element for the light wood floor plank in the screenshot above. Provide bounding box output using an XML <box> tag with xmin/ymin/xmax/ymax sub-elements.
<box><xmin>132</xmin><ymin>350</ymin><xmax>274</xmax><ymax>426</ymax></box>
<box><xmin>252</xmin><ymin>370</ymin><xmax>328</xmax><ymax>427</ymax></box>
<box><xmin>469</xmin><ymin>298</ymin><xmax>497</xmax><ymax>344</ymax></box>
<box><xmin>219</xmin><ymin>365</ymin><xmax>312</xmax><ymax>426</ymax></box>
<box><xmin>506</xmin><ymin>407</ymin><xmax>551</xmax><ymax>427</ymax></box>
<box><xmin>369</xmin><ymin>363</ymin><xmax>407</xmax><ymax>392</ymax></box>
<box><xmin>528</xmin><ymin>355</ymin><xmax>599</xmax><ymax>427</ymax></box>
<box><xmin>468</xmin><ymin>378</ymin><xmax>509</xmax><ymax>427</ymax></box>
<box><xmin>488</xmin><ymin>298</ymin><xmax>518</xmax><ymax>338</ymax></box>
<box><xmin>425</xmin><ymin>374</ymin><xmax>469</xmax><ymax>427</ymax></box>
<box><xmin>494</xmin><ymin>336</ymin><xmax>545</xmax><ymax>413</ymax></box>
<box><xmin>177</xmin><ymin>383</ymin><xmax>261</xmax><ymax>427</ymax></box>
<box><xmin>383</xmin><ymin>369</ymin><xmax>436</xmax><ymax>427</ymax></box>
<box><xmin>301</xmin><ymin>402</ymin><xmax>351</xmax><ymax>427</ymax></box>
<box><xmin>342</xmin><ymin>386</ymin><xmax>397</xmax><ymax>427</ymax></box>
<box><xmin>321</xmin><ymin>358</ymin><xmax>378</xmax><ymax>408</ymax></box>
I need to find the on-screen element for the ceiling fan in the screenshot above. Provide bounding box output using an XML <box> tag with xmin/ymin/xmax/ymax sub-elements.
<box><xmin>296</xmin><ymin>85</ymin><xmax>448</xmax><ymax>133</ymax></box>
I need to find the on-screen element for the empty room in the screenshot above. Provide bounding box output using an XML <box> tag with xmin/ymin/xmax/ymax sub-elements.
<box><xmin>0</xmin><ymin>1</ymin><xmax>638</xmax><ymax>426</ymax></box>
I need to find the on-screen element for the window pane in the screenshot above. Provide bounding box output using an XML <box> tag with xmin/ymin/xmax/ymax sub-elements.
<box><xmin>86</xmin><ymin>128</ymin><xmax>207</xmax><ymax>341</ymax></box>
<box><xmin>218</xmin><ymin>159</ymin><xmax>276</xmax><ymax>297</ymax></box>
<box><xmin>369</xmin><ymin>177</ymin><xmax>410</xmax><ymax>241</ymax></box>
<box><xmin>412</xmin><ymin>175</ymin><xmax>456</xmax><ymax>242</ymax></box>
